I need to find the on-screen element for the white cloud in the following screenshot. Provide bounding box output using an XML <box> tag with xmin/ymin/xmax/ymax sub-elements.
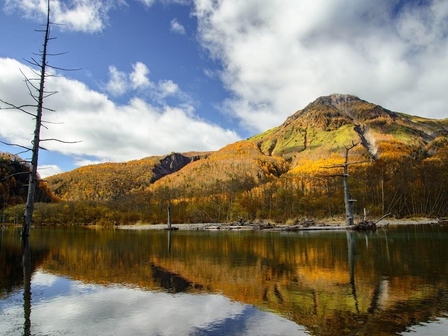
<box><xmin>104</xmin><ymin>62</ymin><xmax>192</xmax><ymax>105</ymax></box>
<box><xmin>3</xmin><ymin>0</ymin><xmax>118</xmax><ymax>33</ymax></box>
<box><xmin>105</xmin><ymin>66</ymin><xmax>128</xmax><ymax>96</ymax></box>
<box><xmin>396</xmin><ymin>0</ymin><xmax>448</xmax><ymax>48</ymax></box>
<box><xmin>193</xmin><ymin>0</ymin><xmax>448</xmax><ymax>132</ymax></box>
<box><xmin>157</xmin><ymin>80</ymin><xmax>179</xmax><ymax>98</ymax></box>
<box><xmin>0</xmin><ymin>57</ymin><xmax>240</xmax><ymax>172</ymax></box>
<box><xmin>171</xmin><ymin>18</ymin><xmax>186</xmax><ymax>35</ymax></box>
<box><xmin>136</xmin><ymin>0</ymin><xmax>156</xmax><ymax>8</ymax></box>
<box><xmin>38</xmin><ymin>165</ymin><xmax>63</xmax><ymax>179</ymax></box>
<box><xmin>1</xmin><ymin>270</ymin><xmax>306</xmax><ymax>336</ymax></box>
<box><xmin>130</xmin><ymin>62</ymin><xmax>151</xmax><ymax>89</ymax></box>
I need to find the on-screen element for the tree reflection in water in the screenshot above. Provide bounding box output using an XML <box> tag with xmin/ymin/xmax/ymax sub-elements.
<box><xmin>0</xmin><ymin>225</ymin><xmax>447</xmax><ymax>335</ymax></box>
<box><xmin>22</xmin><ymin>237</ymin><xmax>31</xmax><ymax>336</ymax></box>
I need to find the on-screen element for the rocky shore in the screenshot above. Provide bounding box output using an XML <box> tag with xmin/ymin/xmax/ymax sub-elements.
<box><xmin>117</xmin><ymin>217</ymin><xmax>443</xmax><ymax>231</ymax></box>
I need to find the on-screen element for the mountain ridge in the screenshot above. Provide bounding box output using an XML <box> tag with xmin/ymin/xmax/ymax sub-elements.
<box><xmin>44</xmin><ymin>93</ymin><xmax>448</xmax><ymax>202</ymax></box>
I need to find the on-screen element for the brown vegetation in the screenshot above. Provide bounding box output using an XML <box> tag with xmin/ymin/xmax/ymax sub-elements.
<box><xmin>1</xmin><ymin>94</ymin><xmax>447</xmax><ymax>225</ymax></box>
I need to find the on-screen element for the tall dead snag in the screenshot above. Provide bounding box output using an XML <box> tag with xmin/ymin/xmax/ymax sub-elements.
<box><xmin>323</xmin><ymin>142</ymin><xmax>361</xmax><ymax>226</ymax></box>
<box><xmin>21</xmin><ymin>2</ymin><xmax>55</xmax><ymax>237</ymax></box>
<box><xmin>342</xmin><ymin>143</ymin><xmax>358</xmax><ymax>226</ymax></box>
<box><xmin>167</xmin><ymin>204</ymin><xmax>172</xmax><ymax>229</ymax></box>
<box><xmin>0</xmin><ymin>0</ymin><xmax>78</xmax><ymax>237</ymax></box>
<box><xmin>21</xmin><ymin>4</ymin><xmax>51</xmax><ymax>237</ymax></box>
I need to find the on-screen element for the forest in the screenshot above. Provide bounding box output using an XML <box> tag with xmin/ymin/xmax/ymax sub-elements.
<box><xmin>1</xmin><ymin>143</ymin><xmax>447</xmax><ymax>226</ymax></box>
<box><xmin>1</xmin><ymin>95</ymin><xmax>447</xmax><ymax>226</ymax></box>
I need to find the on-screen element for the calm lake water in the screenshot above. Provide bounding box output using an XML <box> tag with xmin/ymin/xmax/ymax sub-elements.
<box><xmin>1</xmin><ymin>225</ymin><xmax>448</xmax><ymax>336</ymax></box>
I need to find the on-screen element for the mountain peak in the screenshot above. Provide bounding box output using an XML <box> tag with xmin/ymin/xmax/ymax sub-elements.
<box><xmin>254</xmin><ymin>94</ymin><xmax>447</xmax><ymax>163</ymax></box>
<box><xmin>310</xmin><ymin>94</ymin><xmax>362</xmax><ymax>108</ymax></box>
<box><xmin>284</xmin><ymin>94</ymin><xmax>366</xmax><ymax>126</ymax></box>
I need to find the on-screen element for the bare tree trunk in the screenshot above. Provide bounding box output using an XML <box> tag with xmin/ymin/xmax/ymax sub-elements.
<box><xmin>343</xmin><ymin>145</ymin><xmax>357</xmax><ymax>226</ymax></box>
<box><xmin>21</xmin><ymin>3</ymin><xmax>51</xmax><ymax>237</ymax></box>
<box><xmin>322</xmin><ymin>142</ymin><xmax>360</xmax><ymax>226</ymax></box>
<box><xmin>167</xmin><ymin>204</ymin><xmax>172</xmax><ymax>229</ymax></box>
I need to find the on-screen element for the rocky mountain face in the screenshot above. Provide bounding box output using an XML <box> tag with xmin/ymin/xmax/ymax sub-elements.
<box><xmin>151</xmin><ymin>152</ymin><xmax>207</xmax><ymax>183</ymax></box>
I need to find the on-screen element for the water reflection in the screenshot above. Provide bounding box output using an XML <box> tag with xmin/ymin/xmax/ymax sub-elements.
<box><xmin>0</xmin><ymin>225</ymin><xmax>448</xmax><ymax>335</ymax></box>
<box><xmin>346</xmin><ymin>231</ymin><xmax>358</xmax><ymax>314</ymax></box>
<box><xmin>22</xmin><ymin>238</ymin><xmax>31</xmax><ymax>336</ymax></box>
<box><xmin>1</xmin><ymin>270</ymin><xmax>305</xmax><ymax>336</ymax></box>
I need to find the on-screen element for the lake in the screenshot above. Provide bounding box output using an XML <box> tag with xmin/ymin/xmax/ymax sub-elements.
<box><xmin>1</xmin><ymin>225</ymin><xmax>448</xmax><ymax>335</ymax></box>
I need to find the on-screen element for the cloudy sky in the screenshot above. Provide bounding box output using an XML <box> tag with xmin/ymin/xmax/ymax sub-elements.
<box><xmin>1</xmin><ymin>0</ymin><xmax>447</xmax><ymax>177</ymax></box>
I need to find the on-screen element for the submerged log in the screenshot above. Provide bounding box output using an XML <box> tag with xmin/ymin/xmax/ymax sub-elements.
<box><xmin>352</xmin><ymin>220</ymin><xmax>376</xmax><ymax>231</ymax></box>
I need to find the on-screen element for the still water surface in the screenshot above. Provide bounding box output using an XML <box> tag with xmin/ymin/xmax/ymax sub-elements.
<box><xmin>1</xmin><ymin>225</ymin><xmax>448</xmax><ymax>335</ymax></box>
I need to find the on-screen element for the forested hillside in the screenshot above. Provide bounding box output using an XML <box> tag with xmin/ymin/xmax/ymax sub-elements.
<box><xmin>2</xmin><ymin>94</ymin><xmax>447</xmax><ymax>225</ymax></box>
<box><xmin>48</xmin><ymin>152</ymin><xmax>208</xmax><ymax>201</ymax></box>
<box><xmin>0</xmin><ymin>152</ymin><xmax>57</xmax><ymax>212</ymax></box>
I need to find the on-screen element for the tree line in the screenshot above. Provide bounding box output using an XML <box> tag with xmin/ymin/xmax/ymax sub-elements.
<box><xmin>2</xmin><ymin>149</ymin><xmax>447</xmax><ymax>226</ymax></box>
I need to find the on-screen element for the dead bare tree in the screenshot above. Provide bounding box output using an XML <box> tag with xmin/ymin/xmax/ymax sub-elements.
<box><xmin>323</xmin><ymin>141</ymin><xmax>362</xmax><ymax>226</ymax></box>
<box><xmin>0</xmin><ymin>0</ymin><xmax>79</xmax><ymax>238</ymax></box>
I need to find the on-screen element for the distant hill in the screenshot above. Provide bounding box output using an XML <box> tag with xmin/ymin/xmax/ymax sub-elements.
<box><xmin>36</xmin><ymin>94</ymin><xmax>448</xmax><ymax>223</ymax></box>
<box><xmin>47</xmin><ymin>151</ymin><xmax>209</xmax><ymax>201</ymax></box>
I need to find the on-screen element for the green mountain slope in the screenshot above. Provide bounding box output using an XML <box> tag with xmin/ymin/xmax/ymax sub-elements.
<box><xmin>251</xmin><ymin>94</ymin><xmax>448</xmax><ymax>166</ymax></box>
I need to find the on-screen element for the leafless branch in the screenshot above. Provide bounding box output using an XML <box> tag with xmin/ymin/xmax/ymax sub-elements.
<box><xmin>34</xmin><ymin>51</ymin><xmax>68</xmax><ymax>57</ymax></box>
<box><xmin>24</xmin><ymin>57</ymin><xmax>41</xmax><ymax>68</ymax></box>
<box><xmin>42</xmin><ymin>91</ymin><xmax>58</xmax><ymax>99</ymax></box>
<box><xmin>40</xmin><ymin>138</ymin><xmax>82</xmax><ymax>144</ymax></box>
<box><xmin>0</xmin><ymin>141</ymin><xmax>32</xmax><ymax>152</ymax></box>
<box><xmin>0</xmin><ymin>171</ymin><xmax>30</xmax><ymax>182</ymax></box>
<box><xmin>0</xmin><ymin>99</ymin><xmax>36</xmax><ymax>117</ymax></box>
<box><xmin>46</xmin><ymin>64</ymin><xmax>82</xmax><ymax>72</ymax></box>
<box><xmin>345</xmin><ymin>141</ymin><xmax>359</xmax><ymax>150</ymax></box>
<box><xmin>41</xmin><ymin>120</ymin><xmax>63</xmax><ymax>125</ymax></box>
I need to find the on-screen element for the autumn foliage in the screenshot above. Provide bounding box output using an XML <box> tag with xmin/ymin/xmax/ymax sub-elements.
<box><xmin>1</xmin><ymin>94</ymin><xmax>447</xmax><ymax>225</ymax></box>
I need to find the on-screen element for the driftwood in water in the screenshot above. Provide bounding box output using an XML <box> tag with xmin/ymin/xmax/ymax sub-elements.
<box><xmin>352</xmin><ymin>220</ymin><xmax>376</xmax><ymax>231</ymax></box>
<box><xmin>273</xmin><ymin>219</ymin><xmax>317</xmax><ymax>231</ymax></box>
<box><xmin>352</xmin><ymin>213</ymin><xmax>391</xmax><ymax>230</ymax></box>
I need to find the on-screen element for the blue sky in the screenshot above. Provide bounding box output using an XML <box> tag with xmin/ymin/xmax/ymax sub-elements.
<box><xmin>1</xmin><ymin>0</ymin><xmax>447</xmax><ymax>178</ymax></box>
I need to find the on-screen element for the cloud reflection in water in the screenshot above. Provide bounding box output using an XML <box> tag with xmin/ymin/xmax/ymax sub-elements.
<box><xmin>0</xmin><ymin>270</ymin><xmax>306</xmax><ymax>336</ymax></box>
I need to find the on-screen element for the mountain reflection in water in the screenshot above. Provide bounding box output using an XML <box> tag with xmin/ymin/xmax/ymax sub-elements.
<box><xmin>1</xmin><ymin>225</ymin><xmax>448</xmax><ymax>335</ymax></box>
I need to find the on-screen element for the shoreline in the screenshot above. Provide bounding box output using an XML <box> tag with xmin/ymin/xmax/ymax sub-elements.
<box><xmin>116</xmin><ymin>217</ymin><xmax>443</xmax><ymax>231</ymax></box>
<box><xmin>2</xmin><ymin>218</ymin><xmax>443</xmax><ymax>231</ymax></box>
